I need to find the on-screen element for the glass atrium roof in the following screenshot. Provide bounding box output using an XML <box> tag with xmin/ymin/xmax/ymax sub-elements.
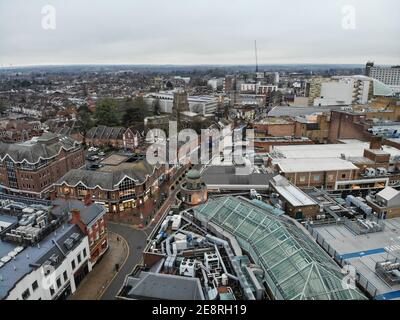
<box><xmin>193</xmin><ymin>196</ymin><xmax>367</xmax><ymax>300</ymax></box>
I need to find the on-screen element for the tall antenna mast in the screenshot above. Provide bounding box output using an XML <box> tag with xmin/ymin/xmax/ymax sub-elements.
<box><xmin>254</xmin><ymin>40</ymin><xmax>259</xmax><ymax>73</ymax></box>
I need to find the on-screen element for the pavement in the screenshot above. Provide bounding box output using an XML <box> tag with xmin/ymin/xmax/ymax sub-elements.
<box><xmin>99</xmin><ymin>222</ymin><xmax>150</xmax><ymax>300</ymax></box>
<box><xmin>68</xmin><ymin>232</ymin><xmax>128</xmax><ymax>300</ymax></box>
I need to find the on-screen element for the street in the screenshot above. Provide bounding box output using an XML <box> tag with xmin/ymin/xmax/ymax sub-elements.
<box><xmin>99</xmin><ymin>222</ymin><xmax>150</xmax><ymax>300</ymax></box>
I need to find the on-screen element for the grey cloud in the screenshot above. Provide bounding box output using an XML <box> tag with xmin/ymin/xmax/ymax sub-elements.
<box><xmin>0</xmin><ymin>0</ymin><xmax>399</xmax><ymax>66</ymax></box>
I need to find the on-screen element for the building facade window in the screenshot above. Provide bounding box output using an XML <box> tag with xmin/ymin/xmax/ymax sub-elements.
<box><xmin>32</xmin><ymin>281</ymin><xmax>38</xmax><ymax>291</ymax></box>
<box><xmin>22</xmin><ymin>289</ymin><xmax>30</xmax><ymax>300</ymax></box>
<box><xmin>118</xmin><ymin>178</ymin><xmax>136</xmax><ymax>200</ymax></box>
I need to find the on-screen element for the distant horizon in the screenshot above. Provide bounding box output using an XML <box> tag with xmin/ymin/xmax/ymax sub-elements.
<box><xmin>0</xmin><ymin>62</ymin><xmax>376</xmax><ymax>70</ymax></box>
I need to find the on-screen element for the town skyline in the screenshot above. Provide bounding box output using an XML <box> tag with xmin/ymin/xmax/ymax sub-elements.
<box><xmin>1</xmin><ymin>0</ymin><xmax>400</xmax><ymax>307</ymax></box>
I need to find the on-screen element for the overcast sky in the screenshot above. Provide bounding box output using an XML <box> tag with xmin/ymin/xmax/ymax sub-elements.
<box><xmin>0</xmin><ymin>0</ymin><xmax>399</xmax><ymax>66</ymax></box>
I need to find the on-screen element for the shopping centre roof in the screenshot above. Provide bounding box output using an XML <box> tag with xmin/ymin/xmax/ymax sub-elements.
<box><xmin>193</xmin><ymin>196</ymin><xmax>366</xmax><ymax>300</ymax></box>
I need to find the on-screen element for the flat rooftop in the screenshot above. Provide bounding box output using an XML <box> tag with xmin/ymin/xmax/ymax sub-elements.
<box><xmin>271</xmin><ymin>142</ymin><xmax>400</xmax><ymax>160</ymax></box>
<box><xmin>252</xmin><ymin>136</ymin><xmax>311</xmax><ymax>142</ymax></box>
<box><xmin>337</xmin><ymin>139</ymin><xmax>365</xmax><ymax>144</ymax></box>
<box><xmin>267</xmin><ymin>105</ymin><xmax>345</xmax><ymax>117</ymax></box>
<box><xmin>311</xmin><ymin>218</ymin><xmax>400</xmax><ymax>300</ymax></box>
<box><xmin>385</xmin><ymin>138</ymin><xmax>400</xmax><ymax>144</ymax></box>
<box><xmin>271</xmin><ymin>176</ymin><xmax>317</xmax><ymax>207</ymax></box>
<box><xmin>276</xmin><ymin>158</ymin><xmax>358</xmax><ymax>173</ymax></box>
<box><xmin>202</xmin><ymin>166</ymin><xmax>277</xmax><ymax>189</ymax></box>
<box><xmin>0</xmin><ymin>214</ymin><xmax>17</xmax><ymax>230</ymax></box>
<box><xmin>100</xmin><ymin>154</ymin><xmax>129</xmax><ymax>166</ymax></box>
<box><xmin>254</xmin><ymin>118</ymin><xmax>292</xmax><ymax>125</ymax></box>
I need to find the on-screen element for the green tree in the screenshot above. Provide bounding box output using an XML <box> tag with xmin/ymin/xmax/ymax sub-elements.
<box><xmin>76</xmin><ymin>104</ymin><xmax>94</xmax><ymax>144</ymax></box>
<box><xmin>122</xmin><ymin>96</ymin><xmax>150</xmax><ymax>127</ymax></box>
<box><xmin>94</xmin><ymin>99</ymin><xmax>121</xmax><ymax>126</ymax></box>
<box><xmin>0</xmin><ymin>100</ymin><xmax>7</xmax><ymax>114</ymax></box>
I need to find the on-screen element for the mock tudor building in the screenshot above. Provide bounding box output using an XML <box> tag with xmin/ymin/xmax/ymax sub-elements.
<box><xmin>0</xmin><ymin>133</ymin><xmax>85</xmax><ymax>198</ymax></box>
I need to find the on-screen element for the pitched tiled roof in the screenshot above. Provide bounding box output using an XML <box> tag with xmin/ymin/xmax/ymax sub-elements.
<box><xmin>0</xmin><ymin>133</ymin><xmax>81</xmax><ymax>164</ymax></box>
<box><xmin>56</xmin><ymin>159</ymin><xmax>158</xmax><ymax>190</ymax></box>
<box><xmin>52</xmin><ymin>199</ymin><xmax>106</xmax><ymax>225</ymax></box>
<box><xmin>86</xmin><ymin>126</ymin><xmax>125</xmax><ymax>140</ymax></box>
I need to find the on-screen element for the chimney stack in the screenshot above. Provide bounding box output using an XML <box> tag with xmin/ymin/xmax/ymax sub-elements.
<box><xmin>70</xmin><ymin>209</ymin><xmax>81</xmax><ymax>225</ymax></box>
<box><xmin>370</xmin><ymin>136</ymin><xmax>382</xmax><ymax>150</ymax></box>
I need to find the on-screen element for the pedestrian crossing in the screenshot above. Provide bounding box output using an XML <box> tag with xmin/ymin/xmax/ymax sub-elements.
<box><xmin>385</xmin><ymin>244</ymin><xmax>400</xmax><ymax>252</ymax></box>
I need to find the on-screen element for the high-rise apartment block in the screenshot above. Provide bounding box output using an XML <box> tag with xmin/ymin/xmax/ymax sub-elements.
<box><xmin>366</xmin><ymin>62</ymin><xmax>400</xmax><ymax>93</ymax></box>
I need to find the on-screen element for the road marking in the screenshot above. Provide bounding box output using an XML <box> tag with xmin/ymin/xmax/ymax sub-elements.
<box><xmin>385</xmin><ymin>244</ymin><xmax>400</xmax><ymax>252</ymax></box>
<box><xmin>340</xmin><ymin>248</ymin><xmax>386</xmax><ymax>260</ymax></box>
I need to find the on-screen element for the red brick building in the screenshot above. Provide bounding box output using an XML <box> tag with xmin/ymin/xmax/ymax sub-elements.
<box><xmin>86</xmin><ymin>126</ymin><xmax>140</xmax><ymax>150</ymax></box>
<box><xmin>328</xmin><ymin>110</ymin><xmax>371</xmax><ymax>143</ymax></box>
<box><xmin>252</xmin><ymin>118</ymin><xmax>295</xmax><ymax>137</ymax></box>
<box><xmin>0</xmin><ymin>133</ymin><xmax>85</xmax><ymax>198</ymax></box>
<box><xmin>0</xmin><ymin>119</ymin><xmax>43</xmax><ymax>143</ymax></box>
<box><xmin>275</xmin><ymin>158</ymin><xmax>359</xmax><ymax>189</ymax></box>
<box><xmin>54</xmin><ymin>155</ymin><xmax>166</xmax><ymax>220</ymax></box>
<box><xmin>53</xmin><ymin>198</ymin><xmax>108</xmax><ymax>266</ymax></box>
<box><xmin>122</xmin><ymin>128</ymin><xmax>140</xmax><ymax>149</ymax></box>
<box><xmin>253</xmin><ymin>136</ymin><xmax>313</xmax><ymax>153</ymax></box>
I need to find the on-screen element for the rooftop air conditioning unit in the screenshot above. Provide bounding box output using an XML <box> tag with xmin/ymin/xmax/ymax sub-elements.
<box><xmin>365</xmin><ymin>168</ymin><xmax>376</xmax><ymax>177</ymax></box>
<box><xmin>64</xmin><ymin>238</ymin><xmax>74</xmax><ymax>250</ymax></box>
<box><xmin>49</xmin><ymin>254</ymin><xmax>59</xmax><ymax>265</ymax></box>
<box><xmin>70</xmin><ymin>233</ymin><xmax>80</xmax><ymax>242</ymax></box>
<box><xmin>376</xmin><ymin>167</ymin><xmax>387</xmax><ymax>175</ymax></box>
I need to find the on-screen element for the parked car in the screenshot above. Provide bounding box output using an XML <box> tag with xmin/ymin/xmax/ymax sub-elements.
<box><xmin>87</xmin><ymin>163</ymin><xmax>103</xmax><ymax>170</ymax></box>
<box><xmin>87</xmin><ymin>155</ymin><xmax>100</xmax><ymax>161</ymax></box>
